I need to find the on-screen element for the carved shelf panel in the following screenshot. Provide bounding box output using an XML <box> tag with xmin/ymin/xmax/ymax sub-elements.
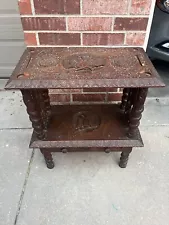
<box><xmin>30</xmin><ymin>104</ymin><xmax>143</xmax><ymax>149</ymax></box>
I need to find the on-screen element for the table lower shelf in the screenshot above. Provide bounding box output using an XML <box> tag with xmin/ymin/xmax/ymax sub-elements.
<box><xmin>30</xmin><ymin>104</ymin><xmax>143</xmax><ymax>149</ymax></box>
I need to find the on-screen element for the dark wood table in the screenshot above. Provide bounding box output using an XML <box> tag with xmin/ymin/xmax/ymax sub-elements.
<box><xmin>5</xmin><ymin>47</ymin><xmax>164</xmax><ymax>169</ymax></box>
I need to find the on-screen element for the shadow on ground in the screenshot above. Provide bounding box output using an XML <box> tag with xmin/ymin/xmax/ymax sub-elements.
<box><xmin>149</xmin><ymin>60</ymin><xmax>169</xmax><ymax>97</ymax></box>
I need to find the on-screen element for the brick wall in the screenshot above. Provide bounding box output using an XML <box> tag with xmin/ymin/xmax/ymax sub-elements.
<box><xmin>18</xmin><ymin>0</ymin><xmax>154</xmax><ymax>104</ymax></box>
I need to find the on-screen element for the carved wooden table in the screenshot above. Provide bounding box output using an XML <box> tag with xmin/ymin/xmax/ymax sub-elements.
<box><xmin>5</xmin><ymin>47</ymin><xmax>164</xmax><ymax>169</ymax></box>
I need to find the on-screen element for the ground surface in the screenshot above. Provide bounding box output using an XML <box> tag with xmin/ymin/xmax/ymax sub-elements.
<box><xmin>0</xmin><ymin>61</ymin><xmax>169</xmax><ymax>225</ymax></box>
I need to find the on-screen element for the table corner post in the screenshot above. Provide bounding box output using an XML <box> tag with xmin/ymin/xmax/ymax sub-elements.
<box><xmin>21</xmin><ymin>89</ymin><xmax>46</xmax><ymax>140</ymax></box>
<box><xmin>127</xmin><ymin>87</ymin><xmax>148</xmax><ymax>138</ymax></box>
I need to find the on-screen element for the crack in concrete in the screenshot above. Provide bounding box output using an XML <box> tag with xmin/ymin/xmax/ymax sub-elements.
<box><xmin>0</xmin><ymin>128</ymin><xmax>32</xmax><ymax>130</ymax></box>
<box><xmin>13</xmin><ymin>149</ymin><xmax>35</xmax><ymax>225</ymax></box>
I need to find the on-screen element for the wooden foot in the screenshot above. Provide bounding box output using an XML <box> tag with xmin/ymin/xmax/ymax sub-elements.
<box><xmin>61</xmin><ymin>148</ymin><xmax>68</xmax><ymax>153</ymax></box>
<box><xmin>40</xmin><ymin>149</ymin><xmax>54</xmax><ymax>169</ymax></box>
<box><xmin>119</xmin><ymin>150</ymin><xmax>132</xmax><ymax>168</ymax></box>
<box><xmin>105</xmin><ymin>148</ymin><xmax>111</xmax><ymax>153</ymax></box>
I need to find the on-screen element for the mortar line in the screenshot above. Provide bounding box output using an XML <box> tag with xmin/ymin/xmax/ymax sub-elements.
<box><xmin>70</xmin><ymin>93</ymin><xmax>73</xmax><ymax>103</ymax></box>
<box><xmin>82</xmin><ymin>92</ymin><xmax>119</xmax><ymax>94</ymax></box>
<box><xmin>30</xmin><ymin>0</ymin><xmax>35</xmax><ymax>15</ymax></box>
<box><xmin>21</xmin><ymin>15</ymin><xmax>149</xmax><ymax>18</ymax></box>
<box><xmin>24</xmin><ymin>30</ymin><xmax>146</xmax><ymax>33</ymax></box>
<box><xmin>35</xmin><ymin>32</ymin><xmax>40</xmax><ymax>45</ymax></box>
<box><xmin>105</xmin><ymin>92</ymin><xmax>108</xmax><ymax>102</ymax></box>
<box><xmin>124</xmin><ymin>32</ymin><xmax>127</xmax><ymax>45</ymax></box>
<box><xmin>14</xmin><ymin>149</ymin><xmax>35</xmax><ymax>225</ymax></box>
<box><xmin>80</xmin><ymin>33</ymin><xmax>83</xmax><ymax>45</ymax></box>
<box><xmin>80</xmin><ymin>0</ymin><xmax>83</xmax><ymax>15</ymax></box>
<box><xmin>127</xmin><ymin>0</ymin><xmax>132</xmax><ymax>15</ymax></box>
<box><xmin>111</xmin><ymin>17</ymin><xmax>115</xmax><ymax>31</ymax></box>
<box><xmin>27</xmin><ymin>45</ymin><xmax>143</xmax><ymax>48</ymax></box>
<box><xmin>65</xmin><ymin>17</ymin><xmax>68</xmax><ymax>31</ymax></box>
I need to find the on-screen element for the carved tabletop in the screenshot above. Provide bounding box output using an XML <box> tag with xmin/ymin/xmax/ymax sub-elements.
<box><xmin>5</xmin><ymin>47</ymin><xmax>164</xmax><ymax>89</ymax></box>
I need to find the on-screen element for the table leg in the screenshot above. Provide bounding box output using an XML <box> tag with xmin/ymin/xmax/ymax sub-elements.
<box><xmin>125</xmin><ymin>88</ymin><xmax>138</xmax><ymax>121</ymax></box>
<box><xmin>21</xmin><ymin>89</ymin><xmax>45</xmax><ymax>140</ymax></box>
<box><xmin>128</xmin><ymin>88</ymin><xmax>148</xmax><ymax>138</ymax></box>
<box><xmin>120</xmin><ymin>88</ymin><xmax>130</xmax><ymax>113</ymax></box>
<box><xmin>40</xmin><ymin>149</ymin><xmax>54</xmax><ymax>169</ymax></box>
<box><xmin>37</xmin><ymin>89</ymin><xmax>51</xmax><ymax>130</ymax></box>
<box><xmin>119</xmin><ymin>148</ymin><xmax>132</xmax><ymax>168</ymax></box>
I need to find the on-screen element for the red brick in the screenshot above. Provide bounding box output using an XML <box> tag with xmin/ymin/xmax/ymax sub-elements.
<box><xmin>83</xmin><ymin>88</ymin><xmax>117</xmax><ymax>92</ymax></box>
<box><xmin>24</xmin><ymin>33</ymin><xmax>37</xmax><ymax>46</ymax></box>
<box><xmin>49</xmin><ymin>89</ymin><xmax>82</xmax><ymax>94</ymax></box>
<box><xmin>130</xmin><ymin>0</ymin><xmax>151</xmax><ymax>15</ymax></box>
<box><xmin>83</xmin><ymin>0</ymin><xmax>129</xmax><ymax>15</ymax></box>
<box><xmin>68</xmin><ymin>17</ymin><xmax>112</xmax><ymax>31</ymax></box>
<box><xmin>83</xmin><ymin>33</ymin><xmax>124</xmax><ymax>46</ymax></box>
<box><xmin>126</xmin><ymin>32</ymin><xmax>146</xmax><ymax>46</ymax></box>
<box><xmin>39</xmin><ymin>33</ymin><xmax>80</xmax><ymax>45</ymax></box>
<box><xmin>34</xmin><ymin>0</ymin><xmax>80</xmax><ymax>14</ymax></box>
<box><xmin>73</xmin><ymin>94</ymin><xmax>106</xmax><ymax>102</ymax></box>
<box><xmin>50</xmin><ymin>94</ymin><xmax>70</xmax><ymax>103</ymax></box>
<box><xmin>18</xmin><ymin>0</ymin><xmax>32</xmax><ymax>15</ymax></box>
<box><xmin>107</xmin><ymin>93</ymin><xmax>122</xmax><ymax>102</ymax></box>
<box><xmin>21</xmin><ymin>17</ymin><xmax>66</xmax><ymax>31</ymax></box>
<box><xmin>114</xmin><ymin>17</ymin><xmax>148</xmax><ymax>31</ymax></box>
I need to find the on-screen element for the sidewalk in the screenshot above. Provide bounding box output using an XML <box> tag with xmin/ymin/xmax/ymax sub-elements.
<box><xmin>0</xmin><ymin>80</ymin><xmax>169</xmax><ymax>225</ymax></box>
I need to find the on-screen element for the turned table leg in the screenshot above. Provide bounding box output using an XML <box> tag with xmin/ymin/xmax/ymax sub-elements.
<box><xmin>37</xmin><ymin>89</ymin><xmax>51</xmax><ymax>130</ymax></box>
<box><xmin>120</xmin><ymin>88</ymin><xmax>130</xmax><ymax>113</ymax></box>
<box><xmin>40</xmin><ymin>149</ymin><xmax>54</xmax><ymax>169</ymax></box>
<box><xmin>120</xmin><ymin>88</ymin><xmax>138</xmax><ymax>121</ymax></box>
<box><xmin>124</xmin><ymin>88</ymin><xmax>138</xmax><ymax>121</ymax></box>
<box><xmin>119</xmin><ymin>149</ymin><xmax>132</xmax><ymax>168</ymax></box>
<box><xmin>128</xmin><ymin>88</ymin><xmax>148</xmax><ymax>138</ymax></box>
<box><xmin>21</xmin><ymin>89</ymin><xmax>45</xmax><ymax>140</ymax></box>
<box><xmin>42</xmin><ymin>89</ymin><xmax>51</xmax><ymax>116</ymax></box>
